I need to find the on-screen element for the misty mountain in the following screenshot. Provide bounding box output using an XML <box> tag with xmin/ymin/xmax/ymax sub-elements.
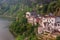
<box><xmin>0</xmin><ymin>0</ymin><xmax>56</xmax><ymax>17</ymax></box>
<box><xmin>0</xmin><ymin>0</ymin><xmax>32</xmax><ymax>16</ymax></box>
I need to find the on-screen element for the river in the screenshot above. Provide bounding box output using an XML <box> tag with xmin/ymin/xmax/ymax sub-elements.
<box><xmin>0</xmin><ymin>18</ymin><xmax>15</xmax><ymax>40</ymax></box>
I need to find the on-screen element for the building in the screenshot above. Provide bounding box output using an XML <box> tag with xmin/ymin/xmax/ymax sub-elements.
<box><xmin>26</xmin><ymin>11</ymin><xmax>38</xmax><ymax>25</ymax></box>
<box><xmin>26</xmin><ymin>12</ymin><xmax>60</xmax><ymax>34</ymax></box>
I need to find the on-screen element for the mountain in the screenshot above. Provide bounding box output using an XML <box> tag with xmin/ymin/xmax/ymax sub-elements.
<box><xmin>0</xmin><ymin>0</ymin><xmax>32</xmax><ymax>17</ymax></box>
<box><xmin>0</xmin><ymin>0</ymin><xmax>56</xmax><ymax>17</ymax></box>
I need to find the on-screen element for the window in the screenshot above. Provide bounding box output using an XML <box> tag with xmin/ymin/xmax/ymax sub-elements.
<box><xmin>52</xmin><ymin>20</ymin><xmax>53</xmax><ymax>22</ymax></box>
<box><xmin>55</xmin><ymin>23</ymin><xmax>57</xmax><ymax>26</ymax></box>
<box><xmin>47</xmin><ymin>20</ymin><xmax>48</xmax><ymax>21</ymax></box>
<box><xmin>27</xmin><ymin>14</ymin><xmax>29</xmax><ymax>16</ymax></box>
<box><xmin>52</xmin><ymin>23</ymin><xmax>53</xmax><ymax>25</ymax></box>
<box><xmin>58</xmin><ymin>24</ymin><xmax>60</xmax><ymax>26</ymax></box>
<box><xmin>50</xmin><ymin>22</ymin><xmax>51</xmax><ymax>23</ymax></box>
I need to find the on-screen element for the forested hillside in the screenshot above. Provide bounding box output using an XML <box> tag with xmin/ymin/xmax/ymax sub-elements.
<box><xmin>8</xmin><ymin>0</ymin><xmax>60</xmax><ymax>40</ymax></box>
<box><xmin>0</xmin><ymin>0</ymin><xmax>58</xmax><ymax>17</ymax></box>
<box><xmin>0</xmin><ymin>0</ymin><xmax>32</xmax><ymax>17</ymax></box>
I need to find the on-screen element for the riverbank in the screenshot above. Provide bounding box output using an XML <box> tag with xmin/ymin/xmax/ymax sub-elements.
<box><xmin>0</xmin><ymin>15</ymin><xmax>16</xmax><ymax>21</ymax></box>
<box><xmin>9</xmin><ymin>29</ymin><xmax>17</xmax><ymax>37</ymax></box>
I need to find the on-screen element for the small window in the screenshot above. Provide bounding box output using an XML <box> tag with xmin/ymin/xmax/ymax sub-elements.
<box><xmin>52</xmin><ymin>23</ymin><xmax>53</xmax><ymax>25</ymax></box>
<box><xmin>52</xmin><ymin>20</ymin><xmax>53</xmax><ymax>21</ymax></box>
<box><xmin>58</xmin><ymin>24</ymin><xmax>60</xmax><ymax>26</ymax></box>
<box><xmin>27</xmin><ymin>14</ymin><xmax>29</xmax><ymax>16</ymax></box>
<box><xmin>55</xmin><ymin>23</ymin><xmax>57</xmax><ymax>26</ymax></box>
<box><xmin>47</xmin><ymin>20</ymin><xmax>48</xmax><ymax>21</ymax></box>
<box><xmin>50</xmin><ymin>22</ymin><xmax>51</xmax><ymax>23</ymax></box>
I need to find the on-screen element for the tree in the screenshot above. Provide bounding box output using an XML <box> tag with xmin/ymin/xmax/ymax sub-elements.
<box><xmin>16</xmin><ymin>35</ymin><xmax>25</xmax><ymax>40</ymax></box>
<box><xmin>56</xmin><ymin>36</ymin><xmax>60</xmax><ymax>40</ymax></box>
<box><xmin>47</xmin><ymin>0</ymin><xmax>60</xmax><ymax>16</ymax></box>
<box><xmin>47</xmin><ymin>1</ymin><xmax>57</xmax><ymax>13</ymax></box>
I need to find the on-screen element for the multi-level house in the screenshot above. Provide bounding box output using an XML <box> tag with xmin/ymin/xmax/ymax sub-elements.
<box><xmin>38</xmin><ymin>16</ymin><xmax>60</xmax><ymax>34</ymax></box>
<box><xmin>42</xmin><ymin>16</ymin><xmax>55</xmax><ymax>32</ymax></box>
<box><xmin>26</xmin><ymin>12</ymin><xmax>60</xmax><ymax>34</ymax></box>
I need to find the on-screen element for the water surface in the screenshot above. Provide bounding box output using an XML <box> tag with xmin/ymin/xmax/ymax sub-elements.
<box><xmin>0</xmin><ymin>18</ymin><xmax>15</xmax><ymax>40</ymax></box>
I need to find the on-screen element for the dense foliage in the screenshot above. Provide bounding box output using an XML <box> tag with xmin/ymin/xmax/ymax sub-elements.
<box><xmin>0</xmin><ymin>0</ymin><xmax>33</xmax><ymax>17</ymax></box>
<box><xmin>0</xmin><ymin>0</ymin><xmax>59</xmax><ymax>17</ymax></box>
<box><xmin>10</xmin><ymin>16</ymin><xmax>38</xmax><ymax>40</ymax></box>
<box><xmin>56</xmin><ymin>36</ymin><xmax>60</xmax><ymax>40</ymax></box>
<box><xmin>8</xmin><ymin>0</ymin><xmax>60</xmax><ymax>40</ymax></box>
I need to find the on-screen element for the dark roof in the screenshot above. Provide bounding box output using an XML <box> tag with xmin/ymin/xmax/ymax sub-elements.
<box><xmin>31</xmin><ymin>12</ymin><xmax>37</xmax><ymax>15</ymax></box>
<box><xmin>49</xmin><ymin>13</ymin><xmax>53</xmax><ymax>16</ymax></box>
<box><xmin>30</xmin><ymin>11</ymin><xmax>38</xmax><ymax>18</ymax></box>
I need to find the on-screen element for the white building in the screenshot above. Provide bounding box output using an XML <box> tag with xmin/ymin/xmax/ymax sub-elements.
<box><xmin>38</xmin><ymin>16</ymin><xmax>55</xmax><ymax>33</ymax></box>
<box><xmin>42</xmin><ymin>16</ymin><xmax>55</xmax><ymax>28</ymax></box>
<box><xmin>26</xmin><ymin>12</ymin><xmax>38</xmax><ymax>25</ymax></box>
<box><xmin>38</xmin><ymin>16</ymin><xmax>60</xmax><ymax>34</ymax></box>
<box><xmin>26</xmin><ymin>12</ymin><xmax>60</xmax><ymax>34</ymax></box>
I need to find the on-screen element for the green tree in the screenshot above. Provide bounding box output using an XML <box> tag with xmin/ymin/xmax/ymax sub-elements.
<box><xmin>16</xmin><ymin>35</ymin><xmax>25</xmax><ymax>40</ymax></box>
<box><xmin>56</xmin><ymin>36</ymin><xmax>60</xmax><ymax>40</ymax></box>
<box><xmin>47</xmin><ymin>1</ymin><xmax>57</xmax><ymax>13</ymax></box>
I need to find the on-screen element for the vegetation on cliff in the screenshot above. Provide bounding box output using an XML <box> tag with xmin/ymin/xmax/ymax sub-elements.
<box><xmin>8</xmin><ymin>0</ymin><xmax>60</xmax><ymax>40</ymax></box>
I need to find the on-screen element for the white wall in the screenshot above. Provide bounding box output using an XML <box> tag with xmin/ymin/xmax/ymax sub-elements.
<box><xmin>41</xmin><ymin>17</ymin><xmax>55</xmax><ymax>29</ymax></box>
